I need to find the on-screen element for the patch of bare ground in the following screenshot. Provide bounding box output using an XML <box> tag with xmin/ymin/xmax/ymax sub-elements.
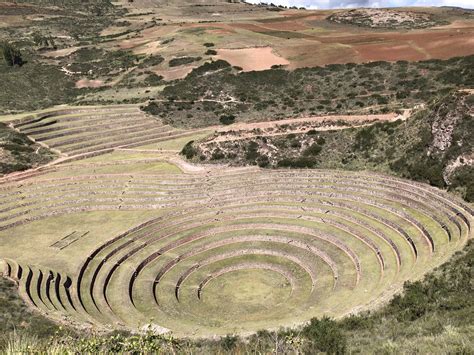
<box><xmin>153</xmin><ymin>65</ymin><xmax>196</xmax><ymax>81</ymax></box>
<box><xmin>75</xmin><ymin>79</ymin><xmax>105</xmax><ymax>89</ymax></box>
<box><xmin>214</xmin><ymin>47</ymin><xmax>289</xmax><ymax>72</ymax></box>
<box><xmin>42</xmin><ymin>47</ymin><xmax>80</xmax><ymax>58</ymax></box>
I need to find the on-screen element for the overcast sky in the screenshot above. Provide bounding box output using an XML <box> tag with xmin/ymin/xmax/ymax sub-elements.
<box><xmin>247</xmin><ymin>0</ymin><xmax>474</xmax><ymax>9</ymax></box>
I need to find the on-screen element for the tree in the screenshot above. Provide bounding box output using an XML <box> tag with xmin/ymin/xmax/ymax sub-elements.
<box><xmin>1</xmin><ymin>42</ymin><xmax>23</xmax><ymax>67</ymax></box>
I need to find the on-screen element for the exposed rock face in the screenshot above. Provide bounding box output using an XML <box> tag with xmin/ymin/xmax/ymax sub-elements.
<box><xmin>327</xmin><ymin>9</ymin><xmax>444</xmax><ymax>29</ymax></box>
<box><xmin>443</xmin><ymin>153</ymin><xmax>474</xmax><ymax>184</ymax></box>
<box><xmin>428</xmin><ymin>92</ymin><xmax>473</xmax><ymax>156</ymax></box>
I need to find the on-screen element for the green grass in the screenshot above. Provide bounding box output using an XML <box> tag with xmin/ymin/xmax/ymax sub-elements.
<box><xmin>136</xmin><ymin>130</ymin><xmax>213</xmax><ymax>151</ymax></box>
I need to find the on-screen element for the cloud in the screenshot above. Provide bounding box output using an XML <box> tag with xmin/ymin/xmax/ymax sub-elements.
<box><xmin>246</xmin><ymin>0</ymin><xmax>474</xmax><ymax>9</ymax></box>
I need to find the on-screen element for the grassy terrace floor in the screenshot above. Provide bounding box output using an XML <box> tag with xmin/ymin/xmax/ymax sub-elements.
<box><xmin>7</xmin><ymin>105</ymin><xmax>199</xmax><ymax>161</ymax></box>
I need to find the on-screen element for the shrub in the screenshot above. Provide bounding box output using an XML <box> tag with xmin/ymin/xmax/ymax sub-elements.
<box><xmin>257</xmin><ymin>155</ymin><xmax>270</xmax><ymax>167</ymax></box>
<box><xmin>302</xmin><ymin>317</ymin><xmax>347</xmax><ymax>354</ymax></box>
<box><xmin>245</xmin><ymin>141</ymin><xmax>260</xmax><ymax>162</ymax></box>
<box><xmin>219</xmin><ymin>114</ymin><xmax>235</xmax><ymax>125</ymax></box>
<box><xmin>169</xmin><ymin>56</ymin><xmax>201</xmax><ymax>67</ymax></box>
<box><xmin>277</xmin><ymin>156</ymin><xmax>317</xmax><ymax>168</ymax></box>
<box><xmin>181</xmin><ymin>141</ymin><xmax>197</xmax><ymax>159</ymax></box>
<box><xmin>389</xmin><ymin>281</ymin><xmax>430</xmax><ymax>321</ymax></box>
<box><xmin>220</xmin><ymin>335</ymin><xmax>238</xmax><ymax>351</ymax></box>
<box><xmin>0</xmin><ymin>42</ymin><xmax>23</xmax><ymax>67</ymax></box>
<box><xmin>143</xmin><ymin>73</ymin><xmax>164</xmax><ymax>86</ymax></box>
<box><xmin>303</xmin><ymin>143</ymin><xmax>323</xmax><ymax>156</ymax></box>
<box><xmin>449</xmin><ymin>165</ymin><xmax>474</xmax><ymax>202</ymax></box>
<box><xmin>211</xmin><ymin>149</ymin><xmax>225</xmax><ymax>160</ymax></box>
<box><xmin>353</xmin><ymin>126</ymin><xmax>376</xmax><ymax>150</ymax></box>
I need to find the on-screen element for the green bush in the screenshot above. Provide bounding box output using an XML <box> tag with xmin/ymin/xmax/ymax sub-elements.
<box><xmin>0</xmin><ymin>42</ymin><xmax>23</xmax><ymax>67</ymax></box>
<box><xmin>220</xmin><ymin>335</ymin><xmax>238</xmax><ymax>351</ymax></box>
<box><xmin>302</xmin><ymin>317</ymin><xmax>347</xmax><ymax>354</ymax></box>
<box><xmin>181</xmin><ymin>141</ymin><xmax>197</xmax><ymax>159</ymax></box>
<box><xmin>449</xmin><ymin>165</ymin><xmax>474</xmax><ymax>202</ymax></box>
<box><xmin>169</xmin><ymin>56</ymin><xmax>202</xmax><ymax>67</ymax></box>
<box><xmin>277</xmin><ymin>156</ymin><xmax>318</xmax><ymax>168</ymax></box>
<box><xmin>219</xmin><ymin>114</ymin><xmax>235</xmax><ymax>125</ymax></box>
<box><xmin>245</xmin><ymin>141</ymin><xmax>260</xmax><ymax>162</ymax></box>
<box><xmin>303</xmin><ymin>143</ymin><xmax>323</xmax><ymax>156</ymax></box>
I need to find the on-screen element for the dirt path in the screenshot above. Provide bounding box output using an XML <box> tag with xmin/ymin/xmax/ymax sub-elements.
<box><xmin>206</xmin><ymin>111</ymin><xmax>410</xmax><ymax>143</ymax></box>
<box><xmin>217</xmin><ymin>112</ymin><xmax>405</xmax><ymax>133</ymax></box>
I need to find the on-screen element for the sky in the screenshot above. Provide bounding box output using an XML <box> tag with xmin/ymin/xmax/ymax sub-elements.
<box><xmin>246</xmin><ymin>0</ymin><xmax>474</xmax><ymax>9</ymax></box>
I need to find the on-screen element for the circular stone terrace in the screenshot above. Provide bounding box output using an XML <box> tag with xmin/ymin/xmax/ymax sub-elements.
<box><xmin>0</xmin><ymin>156</ymin><xmax>471</xmax><ymax>337</ymax></box>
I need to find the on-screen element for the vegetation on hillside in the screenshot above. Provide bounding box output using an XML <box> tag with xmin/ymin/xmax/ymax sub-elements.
<box><xmin>0</xmin><ymin>123</ymin><xmax>56</xmax><ymax>175</ymax></box>
<box><xmin>0</xmin><ymin>0</ymin><xmax>126</xmax><ymax>113</ymax></box>
<box><xmin>144</xmin><ymin>55</ymin><xmax>473</xmax><ymax>128</ymax></box>
<box><xmin>1</xmin><ymin>239</ymin><xmax>472</xmax><ymax>353</ymax></box>
<box><xmin>0</xmin><ymin>3</ymin><xmax>472</xmax><ymax>352</ymax></box>
<box><xmin>186</xmin><ymin>91</ymin><xmax>474</xmax><ymax>201</ymax></box>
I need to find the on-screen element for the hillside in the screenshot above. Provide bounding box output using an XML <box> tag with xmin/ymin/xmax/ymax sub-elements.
<box><xmin>144</xmin><ymin>55</ymin><xmax>473</xmax><ymax>128</ymax></box>
<box><xmin>1</xmin><ymin>1</ymin><xmax>474</xmax><ymax>113</ymax></box>
<box><xmin>327</xmin><ymin>8</ymin><xmax>451</xmax><ymax>29</ymax></box>
<box><xmin>186</xmin><ymin>91</ymin><xmax>474</xmax><ymax>201</ymax></box>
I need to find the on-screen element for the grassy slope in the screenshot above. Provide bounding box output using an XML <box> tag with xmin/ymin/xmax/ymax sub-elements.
<box><xmin>0</xmin><ymin>276</ymin><xmax>60</xmax><ymax>340</ymax></box>
<box><xmin>0</xmin><ymin>239</ymin><xmax>471</xmax><ymax>353</ymax></box>
<box><xmin>0</xmin><ymin>61</ymin><xmax>77</xmax><ymax>114</ymax></box>
<box><xmin>340</xmin><ymin>239</ymin><xmax>473</xmax><ymax>354</ymax></box>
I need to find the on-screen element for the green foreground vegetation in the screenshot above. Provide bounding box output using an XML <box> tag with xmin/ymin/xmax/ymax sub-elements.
<box><xmin>1</xmin><ymin>239</ymin><xmax>472</xmax><ymax>354</ymax></box>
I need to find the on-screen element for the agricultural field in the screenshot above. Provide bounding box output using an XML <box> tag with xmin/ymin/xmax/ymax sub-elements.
<box><xmin>1</xmin><ymin>1</ymin><xmax>474</xmax><ymax>113</ymax></box>
<box><xmin>0</xmin><ymin>0</ymin><xmax>473</xmax><ymax>353</ymax></box>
